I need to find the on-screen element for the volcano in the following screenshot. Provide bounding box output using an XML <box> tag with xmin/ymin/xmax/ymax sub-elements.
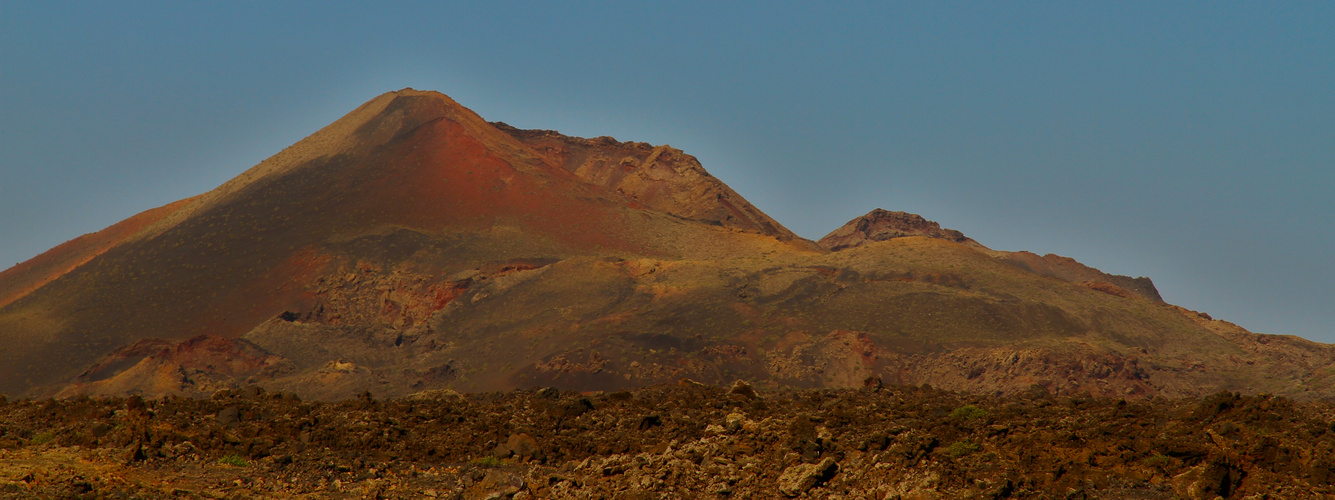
<box><xmin>4</xmin><ymin>89</ymin><xmax>1334</xmax><ymax>400</ymax></box>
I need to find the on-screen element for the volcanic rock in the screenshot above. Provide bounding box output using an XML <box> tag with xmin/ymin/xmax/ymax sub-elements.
<box><xmin>2</xmin><ymin>386</ymin><xmax>1334</xmax><ymax>498</ymax></box>
<box><xmin>728</xmin><ymin>379</ymin><xmax>758</xmax><ymax>399</ymax></box>
<box><xmin>778</xmin><ymin>457</ymin><xmax>838</xmax><ymax>496</ymax></box>
<box><xmin>495</xmin><ymin>433</ymin><xmax>540</xmax><ymax>461</ymax></box>
<box><xmin>817</xmin><ymin>208</ymin><xmax>979</xmax><ymax>251</ymax></box>
<box><xmin>55</xmin><ymin>336</ymin><xmax>290</xmax><ymax>399</ymax></box>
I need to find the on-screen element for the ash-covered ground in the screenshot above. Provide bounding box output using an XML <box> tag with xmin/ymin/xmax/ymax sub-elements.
<box><xmin>1</xmin><ymin>380</ymin><xmax>1332</xmax><ymax>499</ymax></box>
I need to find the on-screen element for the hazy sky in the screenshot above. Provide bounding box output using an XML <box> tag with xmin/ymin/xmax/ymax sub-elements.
<box><xmin>2</xmin><ymin>2</ymin><xmax>1333</xmax><ymax>341</ymax></box>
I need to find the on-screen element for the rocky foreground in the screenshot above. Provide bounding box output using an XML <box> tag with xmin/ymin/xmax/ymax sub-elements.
<box><xmin>1</xmin><ymin>381</ymin><xmax>1332</xmax><ymax>499</ymax></box>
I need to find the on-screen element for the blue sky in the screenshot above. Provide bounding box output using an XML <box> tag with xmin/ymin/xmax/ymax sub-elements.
<box><xmin>2</xmin><ymin>2</ymin><xmax>1333</xmax><ymax>341</ymax></box>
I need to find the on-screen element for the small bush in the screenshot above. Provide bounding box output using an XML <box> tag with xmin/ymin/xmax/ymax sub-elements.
<box><xmin>1142</xmin><ymin>453</ymin><xmax>1172</xmax><ymax>469</ymax></box>
<box><xmin>30</xmin><ymin>431</ymin><xmax>56</xmax><ymax>445</ymax></box>
<box><xmin>468</xmin><ymin>456</ymin><xmax>505</xmax><ymax>467</ymax></box>
<box><xmin>218</xmin><ymin>454</ymin><xmax>249</xmax><ymax>467</ymax></box>
<box><xmin>946</xmin><ymin>439</ymin><xmax>980</xmax><ymax>458</ymax></box>
<box><xmin>950</xmin><ymin>405</ymin><xmax>989</xmax><ymax>420</ymax></box>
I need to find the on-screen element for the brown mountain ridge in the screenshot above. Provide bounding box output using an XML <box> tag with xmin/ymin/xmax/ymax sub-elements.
<box><xmin>2</xmin><ymin>88</ymin><xmax>1332</xmax><ymax>401</ymax></box>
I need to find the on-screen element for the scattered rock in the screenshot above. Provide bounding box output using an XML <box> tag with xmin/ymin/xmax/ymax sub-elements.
<box><xmin>406</xmin><ymin>388</ymin><xmax>464</xmax><ymax>401</ymax></box>
<box><xmin>725</xmin><ymin>412</ymin><xmax>748</xmax><ymax>432</ymax></box>
<box><xmin>778</xmin><ymin>457</ymin><xmax>838</xmax><ymax>496</ymax></box>
<box><xmin>467</xmin><ymin>470</ymin><xmax>525</xmax><ymax>500</ymax></box>
<box><xmin>0</xmin><ymin>384</ymin><xmax>1331</xmax><ymax>498</ymax></box>
<box><xmin>125</xmin><ymin>395</ymin><xmax>145</xmax><ymax>413</ymax></box>
<box><xmin>863</xmin><ymin>376</ymin><xmax>884</xmax><ymax>392</ymax></box>
<box><xmin>729</xmin><ymin>380</ymin><xmax>757</xmax><ymax>399</ymax></box>
<box><xmin>678</xmin><ymin>378</ymin><xmax>708</xmax><ymax>388</ymax></box>
<box><xmin>637</xmin><ymin>415</ymin><xmax>662</xmax><ymax>430</ymax></box>
<box><xmin>559</xmin><ymin>398</ymin><xmax>595</xmax><ymax>418</ymax></box>
<box><xmin>215</xmin><ymin>406</ymin><xmax>241</xmax><ymax>428</ymax></box>
<box><xmin>536</xmin><ymin>387</ymin><xmax>561</xmax><ymax>399</ymax></box>
<box><xmin>495</xmin><ymin>433</ymin><xmax>540</xmax><ymax>461</ymax></box>
<box><xmin>123</xmin><ymin>441</ymin><xmax>147</xmax><ymax>464</ymax></box>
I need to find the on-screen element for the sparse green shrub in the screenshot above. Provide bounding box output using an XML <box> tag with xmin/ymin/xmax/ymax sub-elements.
<box><xmin>950</xmin><ymin>404</ymin><xmax>989</xmax><ymax>420</ymax></box>
<box><xmin>218</xmin><ymin>454</ymin><xmax>249</xmax><ymax>467</ymax></box>
<box><xmin>1142</xmin><ymin>453</ymin><xmax>1172</xmax><ymax>469</ymax></box>
<box><xmin>946</xmin><ymin>439</ymin><xmax>980</xmax><ymax>458</ymax></box>
<box><xmin>469</xmin><ymin>456</ymin><xmax>505</xmax><ymax>467</ymax></box>
<box><xmin>30</xmin><ymin>431</ymin><xmax>56</xmax><ymax>445</ymax></box>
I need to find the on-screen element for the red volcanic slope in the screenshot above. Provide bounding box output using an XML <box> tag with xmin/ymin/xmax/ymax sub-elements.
<box><xmin>0</xmin><ymin>89</ymin><xmax>801</xmax><ymax>397</ymax></box>
<box><xmin>495</xmin><ymin>123</ymin><xmax>805</xmax><ymax>242</ymax></box>
<box><xmin>0</xmin><ymin>196</ymin><xmax>196</xmax><ymax>309</ymax></box>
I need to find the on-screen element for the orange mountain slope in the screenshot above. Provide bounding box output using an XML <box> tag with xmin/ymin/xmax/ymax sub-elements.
<box><xmin>0</xmin><ymin>89</ymin><xmax>801</xmax><ymax>397</ymax></box>
<box><xmin>495</xmin><ymin>123</ymin><xmax>809</xmax><ymax>244</ymax></box>
<box><xmin>0</xmin><ymin>196</ymin><xmax>196</xmax><ymax>309</ymax></box>
<box><xmin>3</xmin><ymin>89</ymin><xmax>1333</xmax><ymax>401</ymax></box>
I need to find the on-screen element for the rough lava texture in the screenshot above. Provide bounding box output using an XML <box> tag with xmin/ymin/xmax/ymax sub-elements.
<box><xmin>55</xmin><ymin>336</ymin><xmax>292</xmax><ymax>399</ymax></box>
<box><xmin>2</xmin><ymin>89</ymin><xmax>1333</xmax><ymax>405</ymax></box>
<box><xmin>3</xmin><ymin>384</ymin><xmax>1335</xmax><ymax>498</ymax></box>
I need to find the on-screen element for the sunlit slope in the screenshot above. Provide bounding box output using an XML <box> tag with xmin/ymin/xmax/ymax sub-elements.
<box><xmin>381</xmin><ymin>236</ymin><xmax>1335</xmax><ymax>399</ymax></box>
<box><xmin>0</xmin><ymin>90</ymin><xmax>799</xmax><ymax>397</ymax></box>
<box><xmin>213</xmin><ymin>236</ymin><xmax>1335</xmax><ymax>400</ymax></box>
<box><xmin>4</xmin><ymin>89</ymin><xmax>1333</xmax><ymax>401</ymax></box>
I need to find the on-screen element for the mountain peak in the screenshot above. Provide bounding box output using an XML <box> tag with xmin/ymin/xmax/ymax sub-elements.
<box><xmin>0</xmin><ymin>89</ymin><xmax>811</xmax><ymax>397</ymax></box>
<box><xmin>127</xmin><ymin>89</ymin><xmax>539</xmax><ymax>244</ymax></box>
<box><xmin>818</xmin><ymin>209</ymin><xmax>978</xmax><ymax>251</ymax></box>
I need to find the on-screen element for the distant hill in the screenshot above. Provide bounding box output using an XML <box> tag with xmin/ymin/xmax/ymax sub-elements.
<box><xmin>3</xmin><ymin>89</ymin><xmax>1333</xmax><ymax>401</ymax></box>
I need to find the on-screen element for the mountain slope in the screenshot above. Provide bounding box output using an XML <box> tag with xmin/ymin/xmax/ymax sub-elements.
<box><xmin>819</xmin><ymin>208</ymin><xmax>1163</xmax><ymax>302</ymax></box>
<box><xmin>495</xmin><ymin>123</ymin><xmax>808</xmax><ymax>244</ymax></box>
<box><xmin>2</xmin><ymin>89</ymin><xmax>1332</xmax><ymax>401</ymax></box>
<box><xmin>0</xmin><ymin>89</ymin><xmax>799</xmax><ymax>397</ymax></box>
<box><xmin>0</xmin><ymin>197</ymin><xmax>196</xmax><ymax>309</ymax></box>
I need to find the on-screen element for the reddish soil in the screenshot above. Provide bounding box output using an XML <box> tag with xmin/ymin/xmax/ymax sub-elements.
<box><xmin>496</xmin><ymin>123</ymin><xmax>804</xmax><ymax>242</ymax></box>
